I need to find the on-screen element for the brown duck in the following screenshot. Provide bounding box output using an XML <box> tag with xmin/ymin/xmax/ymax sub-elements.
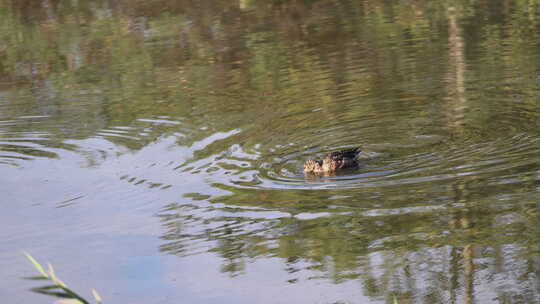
<box><xmin>304</xmin><ymin>148</ymin><xmax>361</xmax><ymax>173</ymax></box>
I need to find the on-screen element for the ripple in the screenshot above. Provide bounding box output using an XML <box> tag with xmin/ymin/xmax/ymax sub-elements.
<box><xmin>0</xmin><ymin>119</ymin><xmax>79</xmax><ymax>166</ymax></box>
<box><xmin>180</xmin><ymin>131</ymin><xmax>539</xmax><ymax>193</ymax></box>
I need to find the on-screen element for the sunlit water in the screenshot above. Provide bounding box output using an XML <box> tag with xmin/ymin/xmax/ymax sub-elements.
<box><xmin>1</xmin><ymin>1</ymin><xmax>539</xmax><ymax>303</ymax></box>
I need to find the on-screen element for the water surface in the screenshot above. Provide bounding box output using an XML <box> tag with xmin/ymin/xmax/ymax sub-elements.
<box><xmin>1</xmin><ymin>0</ymin><xmax>539</xmax><ymax>303</ymax></box>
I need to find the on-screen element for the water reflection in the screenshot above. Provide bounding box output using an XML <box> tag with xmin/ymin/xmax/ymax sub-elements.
<box><xmin>1</xmin><ymin>0</ymin><xmax>539</xmax><ymax>303</ymax></box>
<box><xmin>158</xmin><ymin>186</ymin><xmax>540</xmax><ymax>302</ymax></box>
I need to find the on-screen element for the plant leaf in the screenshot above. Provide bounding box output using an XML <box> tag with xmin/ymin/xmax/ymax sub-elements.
<box><xmin>92</xmin><ymin>289</ymin><xmax>103</xmax><ymax>303</ymax></box>
<box><xmin>23</xmin><ymin>276</ymin><xmax>50</xmax><ymax>280</ymax></box>
<box><xmin>23</xmin><ymin>252</ymin><xmax>48</xmax><ymax>278</ymax></box>
<box><xmin>54</xmin><ymin>299</ymin><xmax>84</xmax><ymax>304</ymax></box>
<box><xmin>31</xmin><ymin>286</ymin><xmax>71</xmax><ymax>297</ymax></box>
<box><xmin>48</xmin><ymin>263</ymin><xmax>68</xmax><ymax>288</ymax></box>
<box><xmin>32</xmin><ymin>285</ymin><xmax>63</xmax><ymax>291</ymax></box>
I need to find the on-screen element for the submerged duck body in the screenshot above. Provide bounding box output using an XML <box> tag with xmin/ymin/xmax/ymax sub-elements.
<box><xmin>304</xmin><ymin>148</ymin><xmax>361</xmax><ymax>173</ymax></box>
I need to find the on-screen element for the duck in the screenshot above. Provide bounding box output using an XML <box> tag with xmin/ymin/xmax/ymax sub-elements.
<box><xmin>304</xmin><ymin>148</ymin><xmax>361</xmax><ymax>173</ymax></box>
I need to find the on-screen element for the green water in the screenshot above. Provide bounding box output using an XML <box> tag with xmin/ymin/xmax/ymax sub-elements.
<box><xmin>1</xmin><ymin>0</ymin><xmax>539</xmax><ymax>303</ymax></box>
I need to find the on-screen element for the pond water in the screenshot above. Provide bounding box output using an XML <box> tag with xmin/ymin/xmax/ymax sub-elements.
<box><xmin>1</xmin><ymin>0</ymin><xmax>539</xmax><ymax>303</ymax></box>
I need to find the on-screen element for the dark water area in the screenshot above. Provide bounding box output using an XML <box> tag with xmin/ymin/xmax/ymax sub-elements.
<box><xmin>1</xmin><ymin>0</ymin><xmax>539</xmax><ymax>303</ymax></box>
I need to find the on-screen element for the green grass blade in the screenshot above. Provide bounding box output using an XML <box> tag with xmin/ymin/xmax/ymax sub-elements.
<box><xmin>55</xmin><ymin>300</ymin><xmax>85</xmax><ymax>304</ymax></box>
<box><xmin>23</xmin><ymin>276</ymin><xmax>50</xmax><ymax>280</ymax></box>
<box><xmin>48</xmin><ymin>262</ymin><xmax>68</xmax><ymax>288</ymax></box>
<box><xmin>23</xmin><ymin>252</ymin><xmax>93</xmax><ymax>304</ymax></box>
<box><xmin>55</xmin><ymin>286</ymin><xmax>90</xmax><ymax>304</ymax></box>
<box><xmin>32</xmin><ymin>285</ymin><xmax>64</xmax><ymax>291</ymax></box>
<box><xmin>31</xmin><ymin>286</ymin><xmax>71</xmax><ymax>297</ymax></box>
<box><xmin>92</xmin><ymin>289</ymin><xmax>103</xmax><ymax>303</ymax></box>
<box><xmin>23</xmin><ymin>252</ymin><xmax>49</xmax><ymax>278</ymax></box>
